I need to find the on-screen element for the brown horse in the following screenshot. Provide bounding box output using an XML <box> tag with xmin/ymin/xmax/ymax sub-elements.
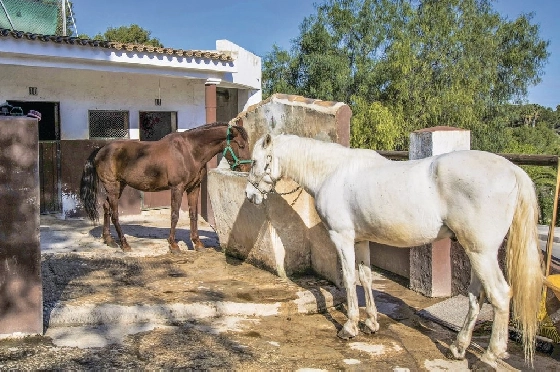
<box><xmin>79</xmin><ymin>122</ymin><xmax>250</xmax><ymax>253</ymax></box>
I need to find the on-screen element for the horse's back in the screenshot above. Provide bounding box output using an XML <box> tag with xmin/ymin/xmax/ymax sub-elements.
<box><xmin>94</xmin><ymin>135</ymin><xmax>188</xmax><ymax>190</ymax></box>
<box><xmin>316</xmin><ymin>149</ymin><xmax>523</xmax><ymax>246</ymax></box>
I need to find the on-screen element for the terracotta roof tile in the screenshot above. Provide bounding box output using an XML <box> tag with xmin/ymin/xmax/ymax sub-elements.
<box><xmin>0</xmin><ymin>28</ymin><xmax>234</xmax><ymax>62</ymax></box>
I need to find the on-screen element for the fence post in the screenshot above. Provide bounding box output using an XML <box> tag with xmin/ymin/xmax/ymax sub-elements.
<box><xmin>408</xmin><ymin>126</ymin><xmax>471</xmax><ymax>297</ymax></box>
<box><xmin>0</xmin><ymin>116</ymin><xmax>42</xmax><ymax>336</ymax></box>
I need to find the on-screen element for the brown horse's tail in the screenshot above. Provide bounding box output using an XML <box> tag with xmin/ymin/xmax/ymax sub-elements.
<box><xmin>506</xmin><ymin>167</ymin><xmax>544</xmax><ymax>366</ymax></box>
<box><xmin>80</xmin><ymin>147</ymin><xmax>102</xmax><ymax>222</ymax></box>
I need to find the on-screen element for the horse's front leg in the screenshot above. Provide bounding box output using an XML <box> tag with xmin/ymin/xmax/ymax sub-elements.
<box><xmin>330</xmin><ymin>230</ymin><xmax>359</xmax><ymax>339</ymax></box>
<box><xmin>356</xmin><ymin>241</ymin><xmax>379</xmax><ymax>334</ymax></box>
<box><xmin>186</xmin><ymin>186</ymin><xmax>205</xmax><ymax>251</ymax></box>
<box><xmin>168</xmin><ymin>186</ymin><xmax>185</xmax><ymax>254</ymax></box>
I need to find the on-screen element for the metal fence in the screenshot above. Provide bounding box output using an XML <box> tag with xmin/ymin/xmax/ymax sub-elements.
<box><xmin>0</xmin><ymin>0</ymin><xmax>76</xmax><ymax>36</ymax></box>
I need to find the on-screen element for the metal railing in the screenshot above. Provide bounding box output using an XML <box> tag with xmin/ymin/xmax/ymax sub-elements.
<box><xmin>377</xmin><ymin>151</ymin><xmax>559</xmax><ymax>166</ymax></box>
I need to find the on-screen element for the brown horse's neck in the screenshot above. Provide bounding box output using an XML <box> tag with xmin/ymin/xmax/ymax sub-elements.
<box><xmin>182</xmin><ymin>123</ymin><xmax>229</xmax><ymax>164</ymax></box>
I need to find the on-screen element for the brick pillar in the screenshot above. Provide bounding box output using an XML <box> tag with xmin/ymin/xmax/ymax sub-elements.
<box><xmin>0</xmin><ymin>117</ymin><xmax>42</xmax><ymax>336</ymax></box>
<box><xmin>409</xmin><ymin>126</ymin><xmax>470</xmax><ymax>297</ymax></box>
<box><xmin>200</xmin><ymin>78</ymin><xmax>221</xmax><ymax>225</ymax></box>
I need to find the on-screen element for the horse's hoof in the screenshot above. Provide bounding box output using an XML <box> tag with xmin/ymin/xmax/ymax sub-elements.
<box><xmin>121</xmin><ymin>246</ymin><xmax>132</xmax><ymax>252</ymax></box>
<box><xmin>477</xmin><ymin>351</ymin><xmax>499</xmax><ymax>370</ymax></box>
<box><xmin>337</xmin><ymin>328</ymin><xmax>356</xmax><ymax>340</ymax></box>
<box><xmin>193</xmin><ymin>241</ymin><xmax>206</xmax><ymax>252</ymax></box>
<box><xmin>497</xmin><ymin>351</ymin><xmax>509</xmax><ymax>360</ymax></box>
<box><xmin>337</xmin><ymin>321</ymin><xmax>359</xmax><ymax>340</ymax></box>
<box><xmin>448</xmin><ymin>342</ymin><xmax>466</xmax><ymax>360</ymax></box>
<box><xmin>104</xmin><ymin>237</ymin><xmax>119</xmax><ymax>248</ymax></box>
<box><xmin>169</xmin><ymin>248</ymin><xmax>182</xmax><ymax>255</ymax></box>
<box><xmin>361</xmin><ymin>319</ymin><xmax>380</xmax><ymax>334</ymax></box>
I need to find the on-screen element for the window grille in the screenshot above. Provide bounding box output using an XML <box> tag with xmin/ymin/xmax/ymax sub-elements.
<box><xmin>88</xmin><ymin>110</ymin><xmax>129</xmax><ymax>139</ymax></box>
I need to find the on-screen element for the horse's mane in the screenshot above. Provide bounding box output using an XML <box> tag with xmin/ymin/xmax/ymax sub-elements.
<box><xmin>275</xmin><ymin>135</ymin><xmax>385</xmax><ymax>192</ymax></box>
<box><xmin>186</xmin><ymin>122</ymin><xmax>248</xmax><ymax>141</ymax></box>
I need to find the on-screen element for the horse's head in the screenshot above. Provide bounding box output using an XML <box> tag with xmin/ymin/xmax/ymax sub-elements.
<box><xmin>245</xmin><ymin>133</ymin><xmax>280</xmax><ymax>205</ymax></box>
<box><xmin>222</xmin><ymin>124</ymin><xmax>252</xmax><ymax>172</ymax></box>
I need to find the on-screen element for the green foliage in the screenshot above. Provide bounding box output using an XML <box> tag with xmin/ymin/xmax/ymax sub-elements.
<box><xmin>262</xmin><ymin>45</ymin><xmax>299</xmax><ymax>98</ymax></box>
<box><xmin>350</xmin><ymin>97</ymin><xmax>406</xmax><ymax>150</ymax></box>
<box><xmin>93</xmin><ymin>24</ymin><xmax>163</xmax><ymax>47</ymax></box>
<box><xmin>262</xmin><ymin>0</ymin><xmax>559</xmax><ymax>224</ymax></box>
<box><xmin>505</xmin><ymin>122</ymin><xmax>560</xmax><ymax>225</ymax></box>
<box><xmin>262</xmin><ymin>0</ymin><xmax>550</xmax><ymax>151</ymax></box>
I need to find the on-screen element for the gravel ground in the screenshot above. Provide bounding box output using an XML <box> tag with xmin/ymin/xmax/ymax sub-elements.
<box><xmin>1</xmin><ymin>211</ymin><xmax>559</xmax><ymax>370</ymax></box>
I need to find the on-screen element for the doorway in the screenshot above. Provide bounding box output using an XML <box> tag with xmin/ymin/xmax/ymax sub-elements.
<box><xmin>139</xmin><ymin>111</ymin><xmax>177</xmax><ymax>141</ymax></box>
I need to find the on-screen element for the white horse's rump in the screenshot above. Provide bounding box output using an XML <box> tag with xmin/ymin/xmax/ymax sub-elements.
<box><xmin>245</xmin><ymin>134</ymin><xmax>543</xmax><ymax>368</ymax></box>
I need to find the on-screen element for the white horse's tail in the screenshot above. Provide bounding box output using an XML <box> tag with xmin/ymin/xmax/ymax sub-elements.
<box><xmin>506</xmin><ymin>168</ymin><xmax>544</xmax><ymax>365</ymax></box>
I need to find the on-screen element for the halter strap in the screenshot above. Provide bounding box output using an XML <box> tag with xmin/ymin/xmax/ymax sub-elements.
<box><xmin>249</xmin><ymin>153</ymin><xmax>301</xmax><ymax>197</ymax></box>
<box><xmin>222</xmin><ymin>125</ymin><xmax>253</xmax><ymax>170</ymax></box>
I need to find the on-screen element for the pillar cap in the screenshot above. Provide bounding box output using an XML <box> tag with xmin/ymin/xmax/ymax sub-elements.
<box><xmin>414</xmin><ymin>126</ymin><xmax>468</xmax><ymax>133</ymax></box>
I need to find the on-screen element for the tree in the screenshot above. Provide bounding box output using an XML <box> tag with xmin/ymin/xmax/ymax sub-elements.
<box><xmin>262</xmin><ymin>0</ymin><xmax>550</xmax><ymax>151</ymax></box>
<box><xmin>262</xmin><ymin>45</ymin><xmax>299</xmax><ymax>96</ymax></box>
<box><xmin>93</xmin><ymin>24</ymin><xmax>163</xmax><ymax>47</ymax></box>
<box><xmin>350</xmin><ymin>96</ymin><xmax>405</xmax><ymax>150</ymax></box>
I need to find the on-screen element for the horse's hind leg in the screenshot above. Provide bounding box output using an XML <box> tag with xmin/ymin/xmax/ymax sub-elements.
<box><xmin>102</xmin><ymin>197</ymin><xmax>118</xmax><ymax>248</ymax></box>
<box><xmin>330</xmin><ymin>230</ymin><xmax>360</xmax><ymax>339</ymax></box>
<box><xmin>106</xmin><ymin>183</ymin><xmax>130</xmax><ymax>251</ymax></box>
<box><xmin>449</xmin><ymin>271</ymin><xmax>485</xmax><ymax>359</ymax></box>
<box><xmin>356</xmin><ymin>241</ymin><xmax>379</xmax><ymax>334</ymax></box>
<box><xmin>453</xmin><ymin>251</ymin><xmax>511</xmax><ymax>368</ymax></box>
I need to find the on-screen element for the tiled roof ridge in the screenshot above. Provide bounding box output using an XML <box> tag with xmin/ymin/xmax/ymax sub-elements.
<box><xmin>0</xmin><ymin>28</ymin><xmax>233</xmax><ymax>62</ymax></box>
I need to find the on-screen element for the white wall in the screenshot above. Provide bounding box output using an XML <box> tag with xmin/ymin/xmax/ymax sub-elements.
<box><xmin>0</xmin><ymin>65</ymin><xmax>208</xmax><ymax>139</ymax></box>
<box><xmin>216</xmin><ymin>40</ymin><xmax>262</xmax><ymax>110</ymax></box>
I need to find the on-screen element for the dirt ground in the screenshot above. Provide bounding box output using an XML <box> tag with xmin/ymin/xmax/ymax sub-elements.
<box><xmin>1</xmin><ymin>211</ymin><xmax>559</xmax><ymax>371</ymax></box>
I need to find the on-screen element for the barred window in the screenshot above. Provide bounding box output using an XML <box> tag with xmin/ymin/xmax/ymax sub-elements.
<box><xmin>88</xmin><ymin>110</ymin><xmax>129</xmax><ymax>139</ymax></box>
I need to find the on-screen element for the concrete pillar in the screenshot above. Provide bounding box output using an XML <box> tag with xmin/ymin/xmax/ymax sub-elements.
<box><xmin>409</xmin><ymin>126</ymin><xmax>470</xmax><ymax>297</ymax></box>
<box><xmin>200</xmin><ymin>78</ymin><xmax>221</xmax><ymax>225</ymax></box>
<box><xmin>0</xmin><ymin>116</ymin><xmax>42</xmax><ymax>337</ymax></box>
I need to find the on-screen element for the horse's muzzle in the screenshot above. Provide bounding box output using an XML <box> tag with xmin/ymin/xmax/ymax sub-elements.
<box><xmin>245</xmin><ymin>182</ymin><xmax>263</xmax><ymax>205</ymax></box>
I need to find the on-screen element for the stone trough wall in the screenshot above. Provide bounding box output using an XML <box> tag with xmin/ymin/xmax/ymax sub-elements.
<box><xmin>208</xmin><ymin>94</ymin><xmax>351</xmax><ymax>286</ymax></box>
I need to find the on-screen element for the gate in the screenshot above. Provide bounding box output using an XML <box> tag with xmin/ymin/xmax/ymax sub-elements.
<box><xmin>39</xmin><ymin>141</ymin><xmax>60</xmax><ymax>214</ymax></box>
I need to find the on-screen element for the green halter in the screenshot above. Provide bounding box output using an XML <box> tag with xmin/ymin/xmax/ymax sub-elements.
<box><xmin>222</xmin><ymin>125</ymin><xmax>253</xmax><ymax>170</ymax></box>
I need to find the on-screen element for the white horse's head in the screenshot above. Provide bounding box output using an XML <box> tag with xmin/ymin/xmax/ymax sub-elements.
<box><xmin>245</xmin><ymin>134</ymin><xmax>280</xmax><ymax>205</ymax></box>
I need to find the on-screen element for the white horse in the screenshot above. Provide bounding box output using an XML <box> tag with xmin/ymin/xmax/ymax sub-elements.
<box><xmin>245</xmin><ymin>134</ymin><xmax>544</xmax><ymax>368</ymax></box>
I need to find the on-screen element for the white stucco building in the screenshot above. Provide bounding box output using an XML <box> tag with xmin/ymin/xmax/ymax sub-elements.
<box><xmin>0</xmin><ymin>28</ymin><xmax>262</xmax><ymax>216</ymax></box>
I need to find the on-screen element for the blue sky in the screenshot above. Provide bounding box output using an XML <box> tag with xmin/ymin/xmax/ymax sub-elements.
<box><xmin>72</xmin><ymin>0</ymin><xmax>559</xmax><ymax>109</ymax></box>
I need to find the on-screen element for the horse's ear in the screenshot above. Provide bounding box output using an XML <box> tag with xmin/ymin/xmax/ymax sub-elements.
<box><xmin>263</xmin><ymin>134</ymin><xmax>272</xmax><ymax>149</ymax></box>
